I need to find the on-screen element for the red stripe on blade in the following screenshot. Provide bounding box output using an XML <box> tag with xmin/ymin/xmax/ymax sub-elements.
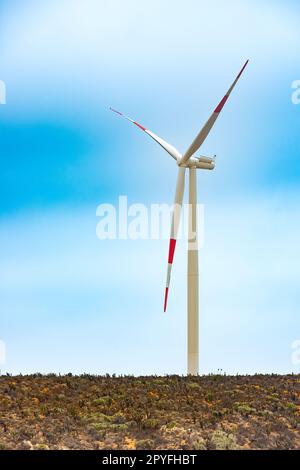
<box><xmin>134</xmin><ymin>121</ymin><xmax>147</xmax><ymax>131</ymax></box>
<box><xmin>168</xmin><ymin>238</ymin><xmax>176</xmax><ymax>264</ymax></box>
<box><xmin>214</xmin><ymin>95</ymin><xmax>228</xmax><ymax>113</ymax></box>
<box><xmin>164</xmin><ymin>287</ymin><xmax>169</xmax><ymax>312</ymax></box>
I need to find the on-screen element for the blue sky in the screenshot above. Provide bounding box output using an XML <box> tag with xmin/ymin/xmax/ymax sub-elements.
<box><xmin>1</xmin><ymin>0</ymin><xmax>300</xmax><ymax>375</ymax></box>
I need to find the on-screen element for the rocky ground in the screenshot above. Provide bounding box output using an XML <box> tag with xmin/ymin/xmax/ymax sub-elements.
<box><xmin>0</xmin><ymin>374</ymin><xmax>300</xmax><ymax>450</ymax></box>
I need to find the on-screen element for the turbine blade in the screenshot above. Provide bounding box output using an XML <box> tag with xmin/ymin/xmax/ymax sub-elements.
<box><xmin>180</xmin><ymin>60</ymin><xmax>249</xmax><ymax>165</ymax></box>
<box><xmin>110</xmin><ymin>107</ymin><xmax>182</xmax><ymax>161</ymax></box>
<box><xmin>164</xmin><ymin>166</ymin><xmax>186</xmax><ymax>312</ymax></box>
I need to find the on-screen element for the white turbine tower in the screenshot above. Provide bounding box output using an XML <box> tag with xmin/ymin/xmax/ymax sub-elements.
<box><xmin>110</xmin><ymin>60</ymin><xmax>249</xmax><ymax>375</ymax></box>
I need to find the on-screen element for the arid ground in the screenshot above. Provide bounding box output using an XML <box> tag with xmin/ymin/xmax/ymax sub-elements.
<box><xmin>0</xmin><ymin>374</ymin><xmax>300</xmax><ymax>450</ymax></box>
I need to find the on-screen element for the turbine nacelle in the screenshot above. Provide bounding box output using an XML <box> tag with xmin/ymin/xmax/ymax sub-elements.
<box><xmin>179</xmin><ymin>155</ymin><xmax>215</xmax><ymax>170</ymax></box>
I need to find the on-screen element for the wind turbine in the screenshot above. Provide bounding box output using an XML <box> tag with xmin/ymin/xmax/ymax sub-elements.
<box><xmin>110</xmin><ymin>60</ymin><xmax>249</xmax><ymax>375</ymax></box>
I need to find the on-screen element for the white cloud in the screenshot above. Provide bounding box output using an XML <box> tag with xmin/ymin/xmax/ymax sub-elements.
<box><xmin>2</xmin><ymin>0</ymin><xmax>299</xmax><ymax>87</ymax></box>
